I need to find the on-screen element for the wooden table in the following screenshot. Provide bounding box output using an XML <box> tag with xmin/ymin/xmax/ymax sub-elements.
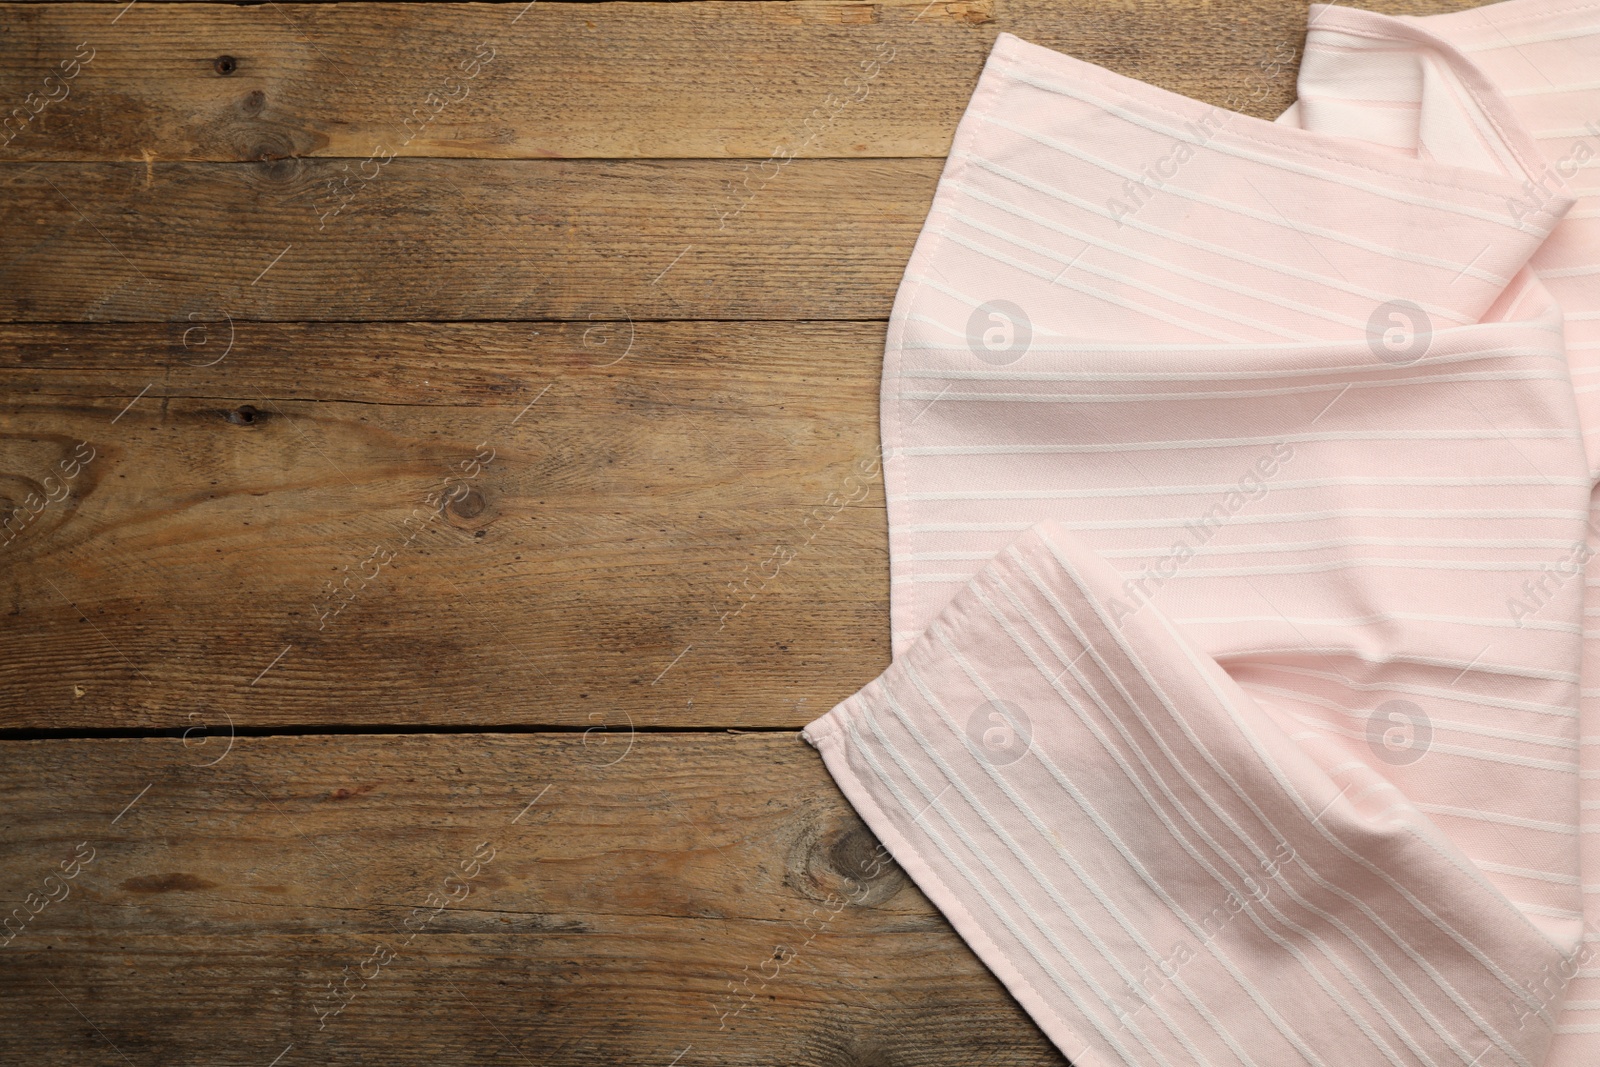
<box><xmin>0</xmin><ymin>0</ymin><xmax>1481</xmax><ymax>1061</ymax></box>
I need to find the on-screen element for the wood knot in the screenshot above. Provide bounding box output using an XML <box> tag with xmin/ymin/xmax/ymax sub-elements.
<box><xmin>0</xmin><ymin>436</ymin><xmax>101</xmax><ymax>552</ymax></box>
<box><xmin>214</xmin><ymin>55</ymin><xmax>238</xmax><ymax>76</ymax></box>
<box><xmin>800</xmin><ymin>1032</ymin><xmax>904</xmax><ymax>1067</ymax></box>
<box><xmin>787</xmin><ymin>814</ymin><xmax>906</xmax><ymax>908</ymax></box>
<box><xmin>247</xmin><ymin>139</ymin><xmax>305</xmax><ymax>179</ymax></box>
<box><xmin>225</xmin><ymin>405</ymin><xmax>262</xmax><ymax>426</ymax></box>
<box><xmin>449</xmin><ymin>488</ymin><xmax>487</xmax><ymax>519</ymax></box>
<box><xmin>826</xmin><ymin>824</ymin><xmax>884</xmax><ymax>883</ymax></box>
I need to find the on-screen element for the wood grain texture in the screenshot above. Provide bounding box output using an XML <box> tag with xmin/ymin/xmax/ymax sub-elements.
<box><xmin>0</xmin><ymin>321</ymin><xmax>888</xmax><ymax>730</ymax></box>
<box><xmin>0</xmin><ymin>733</ymin><xmax>924</xmax><ymax>935</ymax></box>
<box><xmin>0</xmin><ymin>0</ymin><xmax>1510</xmax><ymax>1062</ymax></box>
<box><xmin>1</xmin><ymin>0</ymin><xmax>1305</xmax><ymax>162</ymax></box>
<box><xmin>0</xmin><ymin>157</ymin><xmax>934</xmax><ymax>321</ymax></box>
<box><xmin>0</xmin><ymin>733</ymin><xmax>1068</xmax><ymax>1066</ymax></box>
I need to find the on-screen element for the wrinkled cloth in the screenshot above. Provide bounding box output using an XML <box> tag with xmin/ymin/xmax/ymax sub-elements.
<box><xmin>802</xmin><ymin>2</ymin><xmax>1600</xmax><ymax>1064</ymax></box>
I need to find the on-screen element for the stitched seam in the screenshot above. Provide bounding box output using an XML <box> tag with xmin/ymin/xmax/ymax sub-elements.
<box><xmin>1419</xmin><ymin>0</ymin><xmax>1600</xmax><ymax>33</ymax></box>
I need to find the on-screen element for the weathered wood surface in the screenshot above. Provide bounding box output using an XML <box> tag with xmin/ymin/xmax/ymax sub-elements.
<box><xmin>0</xmin><ymin>733</ymin><xmax>928</xmax><ymax>936</ymax></box>
<box><xmin>0</xmin><ymin>0</ymin><xmax>1308</xmax><ymax>162</ymax></box>
<box><xmin>0</xmin><ymin>158</ymin><xmax>934</xmax><ymax>321</ymax></box>
<box><xmin>0</xmin><ymin>733</ymin><xmax>1067</xmax><ymax>1066</ymax></box>
<box><xmin>0</xmin><ymin>321</ymin><xmax>887</xmax><ymax>730</ymax></box>
<box><xmin>0</xmin><ymin>0</ymin><xmax>1511</xmax><ymax>1063</ymax></box>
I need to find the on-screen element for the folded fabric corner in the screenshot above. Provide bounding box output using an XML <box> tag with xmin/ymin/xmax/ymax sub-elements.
<box><xmin>807</xmin><ymin>518</ymin><xmax>1570</xmax><ymax>1066</ymax></box>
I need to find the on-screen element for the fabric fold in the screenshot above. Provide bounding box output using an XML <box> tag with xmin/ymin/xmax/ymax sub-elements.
<box><xmin>806</xmin><ymin>519</ymin><xmax>1569</xmax><ymax>1067</ymax></box>
<box><xmin>805</xmin><ymin>1</ymin><xmax>1600</xmax><ymax>1064</ymax></box>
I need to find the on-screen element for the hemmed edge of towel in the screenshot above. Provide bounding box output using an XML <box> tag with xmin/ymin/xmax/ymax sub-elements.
<box><xmin>802</xmin><ymin>691</ymin><xmax>1122</xmax><ymax>1067</ymax></box>
<box><xmin>804</xmin><ymin>518</ymin><xmax>1565</xmax><ymax>1067</ymax></box>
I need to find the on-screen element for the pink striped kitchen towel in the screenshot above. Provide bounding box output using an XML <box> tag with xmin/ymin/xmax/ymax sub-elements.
<box><xmin>802</xmin><ymin>1</ymin><xmax>1600</xmax><ymax>1064</ymax></box>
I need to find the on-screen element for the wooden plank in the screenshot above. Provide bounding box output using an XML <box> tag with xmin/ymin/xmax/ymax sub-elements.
<box><xmin>0</xmin><ymin>157</ymin><xmax>934</xmax><ymax>322</ymax></box>
<box><xmin>0</xmin><ymin>321</ymin><xmax>889</xmax><ymax>730</ymax></box>
<box><xmin>0</xmin><ymin>0</ymin><xmax>1328</xmax><ymax>163</ymax></box>
<box><xmin>8</xmin><ymin>932</ymin><xmax>1064</xmax><ymax>1065</ymax></box>
<box><xmin>0</xmin><ymin>733</ymin><xmax>1067</xmax><ymax>1065</ymax></box>
<box><xmin>0</xmin><ymin>733</ymin><xmax>923</xmax><ymax>933</ymax></box>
